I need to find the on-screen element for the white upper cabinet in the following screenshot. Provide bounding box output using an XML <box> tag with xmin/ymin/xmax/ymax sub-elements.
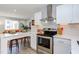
<box><xmin>56</xmin><ymin>4</ymin><xmax>73</xmax><ymax>24</ymax></box>
<box><xmin>62</xmin><ymin>5</ymin><xmax>73</xmax><ymax>24</ymax></box>
<box><xmin>73</xmin><ymin>4</ymin><xmax>79</xmax><ymax>23</ymax></box>
<box><xmin>56</xmin><ymin>5</ymin><xmax>62</xmax><ymax>24</ymax></box>
<box><xmin>57</xmin><ymin>4</ymin><xmax>79</xmax><ymax>24</ymax></box>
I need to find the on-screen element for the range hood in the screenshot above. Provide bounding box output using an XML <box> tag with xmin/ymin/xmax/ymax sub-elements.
<box><xmin>47</xmin><ymin>4</ymin><xmax>54</xmax><ymax>21</ymax></box>
<box><xmin>41</xmin><ymin>4</ymin><xmax>54</xmax><ymax>21</ymax></box>
<box><xmin>40</xmin><ymin>4</ymin><xmax>57</xmax><ymax>29</ymax></box>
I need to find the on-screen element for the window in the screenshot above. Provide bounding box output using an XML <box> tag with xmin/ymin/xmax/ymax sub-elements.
<box><xmin>5</xmin><ymin>20</ymin><xmax>19</xmax><ymax>30</ymax></box>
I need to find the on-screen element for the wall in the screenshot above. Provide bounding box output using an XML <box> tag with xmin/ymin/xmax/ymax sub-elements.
<box><xmin>0</xmin><ymin>18</ymin><xmax>5</xmax><ymax>33</ymax></box>
<box><xmin>0</xmin><ymin>11</ymin><xmax>26</xmax><ymax>19</ymax></box>
<box><xmin>41</xmin><ymin>6</ymin><xmax>47</xmax><ymax>19</ymax></box>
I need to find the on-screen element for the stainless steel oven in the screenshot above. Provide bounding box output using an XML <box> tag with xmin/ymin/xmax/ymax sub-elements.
<box><xmin>37</xmin><ymin>35</ymin><xmax>53</xmax><ymax>53</ymax></box>
<box><xmin>37</xmin><ymin>30</ymin><xmax>57</xmax><ymax>54</ymax></box>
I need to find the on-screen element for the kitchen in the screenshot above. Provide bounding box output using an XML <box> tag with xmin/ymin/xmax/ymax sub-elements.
<box><xmin>0</xmin><ymin>4</ymin><xmax>79</xmax><ymax>54</ymax></box>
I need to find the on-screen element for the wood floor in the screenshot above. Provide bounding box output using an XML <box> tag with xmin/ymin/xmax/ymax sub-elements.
<box><xmin>19</xmin><ymin>47</ymin><xmax>37</xmax><ymax>54</ymax></box>
<box><xmin>8</xmin><ymin>41</ymin><xmax>37</xmax><ymax>54</ymax></box>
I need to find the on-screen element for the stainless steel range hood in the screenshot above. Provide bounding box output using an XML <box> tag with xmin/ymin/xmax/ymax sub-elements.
<box><xmin>40</xmin><ymin>4</ymin><xmax>57</xmax><ymax>29</ymax></box>
<box><xmin>47</xmin><ymin>4</ymin><xmax>52</xmax><ymax>18</ymax></box>
<box><xmin>47</xmin><ymin>4</ymin><xmax>54</xmax><ymax>21</ymax></box>
<box><xmin>41</xmin><ymin>4</ymin><xmax>54</xmax><ymax>21</ymax></box>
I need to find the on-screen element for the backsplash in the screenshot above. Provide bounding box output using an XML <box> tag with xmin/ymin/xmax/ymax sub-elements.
<box><xmin>62</xmin><ymin>24</ymin><xmax>79</xmax><ymax>36</ymax></box>
<box><xmin>41</xmin><ymin>21</ymin><xmax>57</xmax><ymax>29</ymax></box>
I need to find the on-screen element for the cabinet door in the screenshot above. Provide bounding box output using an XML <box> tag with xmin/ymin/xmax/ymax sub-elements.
<box><xmin>56</xmin><ymin>5</ymin><xmax>62</xmax><ymax>24</ymax></box>
<box><xmin>73</xmin><ymin>4</ymin><xmax>79</xmax><ymax>23</ymax></box>
<box><xmin>62</xmin><ymin>5</ymin><xmax>72</xmax><ymax>24</ymax></box>
<box><xmin>54</xmin><ymin>37</ymin><xmax>71</xmax><ymax>54</ymax></box>
<box><xmin>56</xmin><ymin>5</ymin><xmax>73</xmax><ymax>24</ymax></box>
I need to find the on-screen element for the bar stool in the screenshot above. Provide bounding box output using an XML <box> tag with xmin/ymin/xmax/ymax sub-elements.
<box><xmin>9</xmin><ymin>39</ymin><xmax>19</xmax><ymax>54</ymax></box>
<box><xmin>23</xmin><ymin>36</ymin><xmax>30</xmax><ymax>48</ymax></box>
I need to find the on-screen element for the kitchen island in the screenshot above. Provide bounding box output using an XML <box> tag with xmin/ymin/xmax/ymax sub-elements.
<box><xmin>54</xmin><ymin>34</ymin><xmax>79</xmax><ymax>54</ymax></box>
<box><xmin>0</xmin><ymin>32</ymin><xmax>31</xmax><ymax>54</ymax></box>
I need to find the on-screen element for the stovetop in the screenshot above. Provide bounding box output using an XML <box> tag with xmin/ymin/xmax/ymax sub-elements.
<box><xmin>37</xmin><ymin>31</ymin><xmax>57</xmax><ymax>37</ymax></box>
<box><xmin>37</xmin><ymin>34</ymin><xmax>52</xmax><ymax>37</ymax></box>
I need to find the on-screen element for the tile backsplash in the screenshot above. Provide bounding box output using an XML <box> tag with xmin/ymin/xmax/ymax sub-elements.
<box><xmin>62</xmin><ymin>24</ymin><xmax>79</xmax><ymax>36</ymax></box>
<box><xmin>41</xmin><ymin>21</ymin><xmax>57</xmax><ymax>29</ymax></box>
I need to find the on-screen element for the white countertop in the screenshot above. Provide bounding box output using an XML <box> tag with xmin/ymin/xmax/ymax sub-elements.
<box><xmin>54</xmin><ymin>34</ymin><xmax>79</xmax><ymax>41</ymax></box>
<box><xmin>0</xmin><ymin>32</ymin><xmax>31</xmax><ymax>38</ymax></box>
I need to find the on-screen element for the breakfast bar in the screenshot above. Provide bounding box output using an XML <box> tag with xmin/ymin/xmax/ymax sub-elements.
<box><xmin>0</xmin><ymin>32</ymin><xmax>31</xmax><ymax>54</ymax></box>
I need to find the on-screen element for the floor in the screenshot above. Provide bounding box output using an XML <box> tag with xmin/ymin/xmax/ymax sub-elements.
<box><xmin>8</xmin><ymin>38</ymin><xmax>46</xmax><ymax>54</ymax></box>
<box><xmin>8</xmin><ymin>40</ymin><xmax>37</xmax><ymax>54</ymax></box>
<box><xmin>19</xmin><ymin>47</ymin><xmax>37</xmax><ymax>54</ymax></box>
<box><xmin>8</xmin><ymin>46</ymin><xmax>37</xmax><ymax>54</ymax></box>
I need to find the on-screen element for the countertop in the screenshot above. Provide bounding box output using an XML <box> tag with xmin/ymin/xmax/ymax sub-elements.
<box><xmin>54</xmin><ymin>34</ymin><xmax>79</xmax><ymax>41</ymax></box>
<box><xmin>0</xmin><ymin>32</ymin><xmax>31</xmax><ymax>38</ymax></box>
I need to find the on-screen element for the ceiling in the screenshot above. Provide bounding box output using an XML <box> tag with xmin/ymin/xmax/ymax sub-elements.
<box><xmin>0</xmin><ymin>4</ymin><xmax>47</xmax><ymax>19</ymax></box>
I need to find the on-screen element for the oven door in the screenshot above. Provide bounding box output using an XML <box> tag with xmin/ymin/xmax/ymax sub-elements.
<box><xmin>37</xmin><ymin>36</ymin><xmax>53</xmax><ymax>53</ymax></box>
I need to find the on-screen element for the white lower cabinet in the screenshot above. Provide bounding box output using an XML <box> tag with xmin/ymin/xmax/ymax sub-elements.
<box><xmin>54</xmin><ymin>37</ymin><xmax>71</xmax><ymax>54</ymax></box>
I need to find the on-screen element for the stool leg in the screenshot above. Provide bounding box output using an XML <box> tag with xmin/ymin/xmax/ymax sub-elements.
<box><xmin>24</xmin><ymin>37</ymin><xmax>26</xmax><ymax>47</ymax></box>
<box><xmin>16</xmin><ymin>39</ymin><xmax>19</xmax><ymax>53</ymax></box>
<box><xmin>27</xmin><ymin>37</ymin><xmax>30</xmax><ymax>48</ymax></box>
<box><xmin>9</xmin><ymin>40</ymin><xmax>12</xmax><ymax>54</ymax></box>
<box><xmin>21</xmin><ymin>39</ymin><xmax>23</xmax><ymax>44</ymax></box>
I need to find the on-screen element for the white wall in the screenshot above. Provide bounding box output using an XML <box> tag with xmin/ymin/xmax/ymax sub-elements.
<box><xmin>0</xmin><ymin>18</ymin><xmax>5</xmax><ymax>33</ymax></box>
<box><xmin>41</xmin><ymin>6</ymin><xmax>47</xmax><ymax>19</ymax></box>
